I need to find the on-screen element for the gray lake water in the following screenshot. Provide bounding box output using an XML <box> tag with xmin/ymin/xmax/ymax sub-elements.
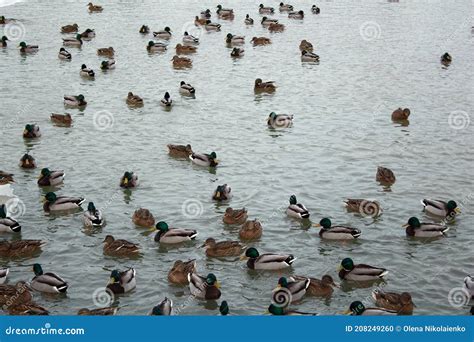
<box><xmin>0</xmin><ymin>0</ymin><xmax>473</xmax><ymax>315</ymax></box>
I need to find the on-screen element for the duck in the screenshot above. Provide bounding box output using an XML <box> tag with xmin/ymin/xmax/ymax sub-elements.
<box><xmin>372</xmin><ymin>290</ymin><xmax>414</xmax><ymax>315</ymax></box>
<box><xmin>376</xmin><ymin>166</ymin><xmax>396</xmax><ymax>185</ymax></box>
<box><xmin>167</xmin><ymin>144</ymin><xmax>193</xmax><ymax>158</ymax></box>
<box><xmin>97</xmin><ymin>46</ymin><xmax>114</xmax><ymax>57</ymax></box>
<box><xmin>132</xmin><ymin>208</ymin><xmax>155</xmax><ymax>227</ymax></box>
<box><xmin>267</xmin><ymin>112</ymin><xmax>293</xmax><ymax>128</ymax></box>
<box><xmin>78</xmin><ymin>307</ymin><xmax>119</xmax><ymax>315</ymax></box>
<box><xmin>259</xmin><ymin>4</ymin><xmax>275</xmax><ymax>14</ymax></box>
<box><xmin>1</xmin><ymin>35</ymin><xmax>8</xmax><ymax>47</ymax></box>
<box><xmin>239</xmin><ymin>219</ymin><xmax>263</xmax><ymax>240</ymax></box>
<box><xmin>288</xmin><ymin>10</ymin><xmax>304</xmax><ymax>19</ymax></box>
<box><xmin>245</xmin><ymin>14</ymin><xmax>254</xmax><ymax>25</ymax></box>
<box><xmin>338</xmin><ymin>257</ymin><xmax>388</xmax><ymax>281</ymax></box>
<box><xmin>58</xmin><ymin>47</ymin><xmax>71</xmax><ymax>60</ymax></box>
<box><xmin>103</xmin><ymin>235</ymin><xmax>139</xmax><ymax>257</ymax></box>
<box><xmin>30</xmin><ymin>263</ymin><xmax>68</xmax><ymax>294</ymax></box>
<box><xmin>344</xmin><ymin>199</ymin><xmax>383</xmax><ymax>217</ymax></box>
<box><xmin>62</xmin><ymin>34</ymin><xmax>82</xmax><ymax>47</ymax></box>
<box><xmin>126</xmin><ymin>92</ymin><xmax>143</xmax><ymax>106</ymax></box>
<box><xmin>268</xmin><ymin>304</ymin><xmax>316</xmax><ymax>316</ymax></box>
<box><xmin>311</xmin><ymin>5</ymin><xmax>320</xmax><ymax>14</ymax></box>
<box><xmin>183</xmin><ymin>31</ymin><xmax>199</xmax><ymax>44</ymax></box>
<box><xmin>64</xmin><ymin>94</ymin><xmax>87</xmax><ymax>107</ymax></box>
<box><xmin>190</xmin><ymin>151</ymin><xmax>218</xmax><ymax>167</ymax></box>
<box><xmin>223</xmin><ymin>207</ymin><xmax>248</xmax><ymax>225</ymax></box>
<box><xmin>205</xmin><ymin>20</ymin><xmax>221</xmax><ymax>31</ymax></box>
<box><xmin>43</xmin><ymin>192</ymin><xmax>84</xmax><ymax>212</ymax></box>
<box><xmin>179</xmin><ymin>81</ymin><xmax>196</xmax><ymax>96</ymax></box>
<box><xmin>160</xmin><ymin>92</ymin><xmax>173</xmax><ymax>107</ymax></box>
<box><xmin>87</xmin><ymin>2</ymin><xmax>103</xmax><ymax>12</ymax></box>
<box><xmin>242</xmin><ymin>247</ymin><xmax>296</xmax><ymax>270</ymax></box>
<box><xmin>100</xmin><ymin>59</ymin><xmax>115</xmax><ymax>70</ymax></box>
<box><xmin>18</xmin><ymin>42</ymin><xmax>39</xmax><ymax>53</ymax></box>
<box><xmin>0</xmin><ymin>204</ymin><xmax>21</xmax><ymax>233</ymax></box>
<box><xmin>0</xmin><ymin>240</ymin><xmax>44</xmax><ymax>258</ymax></box>
<box><xmin>139</xmin><ymin>25</ymin><xmax>150</xmax><ymax>34</ymax></box>
<box><xmin>293</xmin><ymin>274</ymin><xmax>339</xmax><ymax>297</ymax></box>
<box><xmin>0</xmin><ymin>281</ymin><xmax>32</xmax><ymax>306</ymax></box>
<box><xmin>23</xmin><ymin>124</ymin><xmax>41</xmax><ymax>139</ymax></box>
<box><xmin>403</xmin><ymin>217</ymin><xmax>449</xmax><ymax>238</ymax></box>
<box><xmin>441</xmin><ymin>52</ymin><xmax>452</xmax><ymax>65</ymax></box>
<box><xmin>80</xmin><ymin>28</ymin><xmax>95</xmax><ymax>39</ymax></box>
<box><xmin>83</xmin><ymin>202</ymin><xmax>105</xmax><ymax>227</ymax></box>
<box><xmin>19</xmin><ymin>153</ymin><xmax>37</xmax><ymax>169</ymax></box>
<box><xmin>421</xmin><ymin>199</ymin><xmax>460</xmax><ymax>218</ymax></box>
<box><xmin>172</xmin><ymin>55</ymin><xmax>192</xmax><ymax>68</ymax></box>
<box><xmin>37</xmin><ymin>168</ymin><xmax>65</xmax><ymax>186</ymax></box>
<box><xmin>195</xmin><ymin>16</ymin><xmax>207</xmax><ymax>26</ymax></box>
<box><xmin>216</xmin><ymin>5</ymin><xmax>234</xmax><ymax>18</ymax></box>
<box><xmin>230</xmin><ymin>47</ymin><xmax>244</xmax><ymax>57</ymax></box>
<box><xmin>212</xmin><ymin>184</ymin><xmax>232</xmax><ymax>201</ymax></box>
<box><xmin>120</xmin><ymin>171</ymin><xmax>138</xmax><ymax>188</ymax></box>
<box><xmin>463</xmin><ymin>275</ymin><xmax>473</xmax><ymax>298</ymax></box>
<box><xmin>61</xmin><ymin>23</ymin><xmax>78</xmax><ymax>33</ymax></box>
<box><xmin>147</xmin><ymin>41</ymin><xmax>167</xmax><ymax>52</ymax></box>
<box><xmin>279</xmin><ymin>3</ymin><xmax>294</xmax><ymax>12</ymax></box>
<box><xmin>175</xmin><ymin>43</ymin><xmax>196</xmax><ymax>54</ymax></box>
<box><xmin>275</xmin><ymin>276</ymin><xmax>310</xmax><ymax>302</ymax></box>
<box><xmin>201</xmin><ymin>238</ymin><xmax>245</xmax><ymax>257</ymax></box>
<box><xmin>299</xmin><ymin>39</ymin><xmax>313</xmax><ymax>52</ymax></box>
<box><xmin>391</xmin><ymin>107</ymin><xmax>410</xmax><ymax>121</ymax></box>
<box><xmin>152</xmin><ymin>221</ymin><xmax>198</xmax><ymax>244</ymax></box>
<box><xmin>268</xmin><ymin>23</ymin><xmax>285</xmax><ymax>32</ymax></box>
<box><xmin>0</xmin><ymin>171</ymin><xmax>14</xmax><ymax>185</ymax></box>
<box><xmin>314</xmin><ymin>218</ymin><xmax>361</xmax><ymax>240</ymax></box>
<box><xmin>226</xmin><ymin>33</ymin><xmax>245</xmax><ymax>45</ymax></box>
<box><xmin>188</xmin><ymin>272</ymin><xmax>221</xmax><ymax>300</ymax></box>
<box><xmin>80</xmin><ymin>64</ymin><xmax>95</xmax><ymax>78</ymax></box>
<box><xmin>219</xmin><ymin>301</ymin><xmax>229</xmax><ymax>315</ymax></box>
<box><xmin>168</xmin><ymin>259</ymin><xmax>196</xmax><ymax>285</ymax></box>
<box><xmin>261</xmin><ymin>17</ymin><xmax>278</xmax><ymax>26</ymax></box>
<box><xmin>200</xmin><ymin>9</ymin><xmax>211</xmax><ymax>19</ymax></box>
<box><xmin>6</xmin><ymin>302</ymin><xmax>49</xmax><ymax>315</ymax></box>
<box><xmin>106</xmin><ymin>268</ymin><xmax>136</xmax><ymax>294</ymax></box>
<box><xmin>301</xmin><ymin>49</ymin><xmax>319</xmax><ymax>62</ymax></box>
<box><xmin>0</xmin><ymin>268</ymin><xmax>8</xmax><ymax>284</ymax></box>
<box><xmin>153</xmin><ymin>27</ymin><xmax>172</xmax><ymax>39</ymax></box>
<box><xmin>286</xmin><ymin>195</ymin><xmax>310</xmax><ymax>219</ymax></box>
<box><xmin>150</xmin><ymin>297</ymin><xmax>172</xmax><ymax>315</ymax></box>
<box><xmin>251</xmin><ymin>37</ymin><xmax>271</xmax><ymax>46</ymax></box>
<box><xmin>345</xmin><ymin>301</ymin><xmax>397</xmax><ymax>316</ymax></box>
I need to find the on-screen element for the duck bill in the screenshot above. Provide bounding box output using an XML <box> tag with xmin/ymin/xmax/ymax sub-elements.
<box><xmin>239</xmin><ymin>255</ymin><xmax>248</xmax><ymax>261</ymax></box>
<box><xmin>107</xmin><ymin>277</ymin><xmax>115</xmax><ymax>285</ymax></box>
<box><xmin>342</xmin><ymin>309</ymin><xmax>352</xmax><ymax>315</ymax></box>
<box><xmin>332</xmin><ymin>282</ymin><xmax>341</xmax><ymax>288</ymax></box>
<box><xmin>454</xmin><ymin>208</ymin><xmax>461</xmax><ymax>214</ymax></box>
<box><xmin>402</xmin><ymin>224</ymin><xmax>409</xmax><ymax>228</ymax></box>
<box><xmin>313</xmin><ymin>223</ymin><xmax>321</xmax><ymax>228</ymax></box>
<box><xmin>337</xmin><ymin>265</ymin><xmax>343</xmax><ymax>271</ymax></box>
<box><xmin>147</xmin><ymin>226</ymin><xmax>157</xmax><ymax>232</ymax></box>
<box><xmin>215</xmin><ymin>281</ymin><xmax>221</xmax><ymax>289</ymax></box>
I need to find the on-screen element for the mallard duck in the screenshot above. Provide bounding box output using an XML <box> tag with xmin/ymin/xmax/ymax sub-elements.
<box><xmin>179</xmin><ymin>81</ymin><xmax>195</xmax><ymax>96</ymax></box>
<box><xmin>279</xmin><ymin>3</ymin><xmax>294</xmax><ymax>11</ymax></box>
<box><xmin>223</xmin><ymin>207</ymin><xmax>248</xmax><ymax>225</ymax></box>
<box><xmin>344</xmin><ymin>199</ymin><xmax>383</xmax><ymax>217</ymax></box>
<box><xmin>1</xmin><ymin>35</ymin><xmax>8</xmax><ymax>47</ymax></box>
<box><xmin>172</xmin><ymin>55</ymin><xmax>192</xmax><ymax>68</ymax></box>
<box><xmin>200</xmin><ymin>9</ymin><xmax>211</xmax><ymax>18</ymax></box>
<box><xmin>0</xmin><ymin>240</ymin><xmax>44</xmax><ymax>257</ymax></box>
<box><xmin>239</xmin><ymin>219</ymin><xmax>262</xmax><ymax>240</ymax></box>
<box><xmin>259</xmin><ymin>4</ymin><xmax>274</xmax><ymax>14</ymax></box>
<box><xmin>168</xmin><ymin>259</ymin><xmax>196</xmax><ymax>285</ymax></box>
<box><xmin>160</xmin><ymin>92</ymin><xmax>173</xmax><ymax>107</ymax></box>
<box><xmin>268</xmin><ymin>304</ymin><xmax>316</xmax><ymax>316</ymax></box>
<box><xmin>100</xmin><ymin>59</ymin><xmax>115</xmax><ymax>70</ymax></box>
<box><xmin>139</xmin><ymin>25</ymin><xmax>150</xmax><ymax>34</ymax></box>
<box><xmin>421</xmin><ymin>199</ymin><xmax>460</xmax><ymax>218</ymax></box>
<box><xmin>314</xmin><ymin>218</ymin><xmax>361</xmax><ymax>240</ymax></box>
<box><xmin>58</xmin><ymin>47</ymin><xmax>71</xmax><ymax>60</ymax></box>
<box><xmin>64</xmin><ymin>94</ymin><xmax>87</xmax><ymax>107</ymax></box>
<box><xmin>311</xmin><ymin>5</ymin><xmax>320</xmax><ymax>14</ymax></box>
<box><xmin>245</xmin><ymin>14</ymin><xmax>254</xmax><ymax>25</ymax></box>
<box><xmin>0</xmin><ymin>204</ymin><xmax>21</xmax><ymax>233</ymax></box>
<box><xmin>201</xmin><ymin>238</ymin><xmax>245</xmax><ymax>257</ymax></box>
<box><xmin>286</xmin><ymin>195</ymin><xmax>310</xmax><ymax>219</ymax></box>
<box><xmin>51</xmin><ymin>113</ymin><xmax>72</xmax><ymax>126</ymax></box>
<box><xmin>61</xmin><ymin>23</ymin><xmax>78</xmax><ymax>33</ymax></box>
<box><xmin>80</xmin><ymin>28</ymin><xmax>95</xmax><ymax>39</ymax></box>
<box><xmin>251</xmin><ymin>37</ymin><xmax>271</xmax><ymax>46</ymax></box>
<box><xmin>339</xmin><ymin>258</ymin><xmax>388</xmax><ymax>281</ymax></box>
<box><xmin>23</xmin><ymin>124</ymin><xmax>41</xmax><ymax>139</ymax></box>
<box><xmin>299</xmin><ymin>39</ymin><xmax>313</xmax><ymax>51</ymax></box>
<box><xmin>97</xmin><ymin>46</ymin><xmax>114</xmax><ymax>57</ymax></box>
<box><xmin>391</xmin><ymin>107</ymin><xmax>410</xmax><ymax>121</ymax></box>
<box><xmin>126</xmin><ymin>92</ymin><xmax>143</xmax><ymax>106</ymax></box>
<box><xmin>376</xmin><ymin>166</ymin><xmax>396</xmax><ymax>185</ymax></box>
<box><xmin>241</xmin><ymin>247</ymin><xmax>295</xmax><ymax>270</ymax></box>
<box><xmin>0</xmin><ymin>171</ymin><xmax>14</xmax><ymax>185</ymax></box>
<box><xmin>441</xmin><ymin>52</ymin><xmax>452</xmax><ymax>65</ymax></box>
<box><xmin>463</xmin><ymin>275</ymin><xmax>473</xmax><ymax>298</ymax></box>
<box><xmin>176</xmin><ymin>43</ymin><xmax>196</xmax><ymax>54</ymax></box>
<box><xmin>268</xmin><ymin>22</ymin><xmax>285</xmax><ymax>32</ymax></box>
<box><xmin>219</xmin><ymin>301</ymin><xmax>229</xmax><ymax>315</ymax></box>
<box><xmin>7</xmin><ymin>302</ymin><xmax>49</xmax><ymax>315</ymax></box>
<box><xmin>205</xmin><ymin>20</ymin><xmax>221</xmax><ymax>31</ymax></box>
<box><xmin>88</xmin><ymin>2</ymin><xmax>103</xmax><ymax>12</ymax></box>
<box><xmin>18</xmin><ymin>42</ymin><xmax>38</xmax><ymax>53</ymax></box>
<box><xmin>345</xmin><ymin>301</ymin><xmax>397</xmax><ymax>315</ymax></box>
<box><xmin>80</xmin><ymin>64</ymin><xmax>95</xmax><ymax>78</ymax></box>
<box><xmin>231</xmin><ymin>47</ymin><xmax>244</xmax><ymax>57</ymax></box>
<box><xmin>62</xmin><ymin>34</ymin><xmax>83</xmax><ymax>47</ymax></box>
<box><xmin>216</xmin><ymin>5</ymin><xmax>233</xmax><ymax>18</ymax></box>
<box><xmin>30</xmin><ymin>263</ymin><xmax>68</xmax><ymax>294</ymax></box>
<box><xmin>275</xmin><ymin>277</ymin><xmax>310</xmax><ymax>302</ymax></box>
<box><xmin>43</xmin><ymin>192</ymin><xmax>84</xmax><ymax>212</ymax></box>
<box><xmin>78</xmin><ymin>307</ymin><xmax>119</xmax><ymax>315</ymax></box>
<box><xmin>19</xmin><ymin>153</ymin><xmax>37</xmax><ymax>169</ymax></box>
<box><xmin>147</xmin><ymin>41</ymin><xmax>167</xmax><ymax>52</ymax></box>
<box><xmin>153</xmin><ymin>221</ymin><xmax>198</xmax><ymax>244</ymax></box>
<box><xmin>293</xmin><ymin>274</ymin><xmax>339</xmax><ymax>297</ymax></box>
<box><xmin>372</xmin><ymin>290</ymin><xmax>414</xmax><ymax>315</ymax></box>
<box><xmin>150</xmin><ymin>297</ymin><xmax>172</xmax><ymax>315</ymax></box>
<box><xmin>37</xmin><ymin>168</ymin><xmax>65</xmax><ymax>186</ymax></box>
<box><xmin>103</xmin><ymin>235</ymin><xmax>139</xmax><ymax>256</ymax></box>
<box><xmin>83</xmin><ymin>202</ymin><xmax>105</xmax><ymax>227</ymax></box>
<box><xmin>403</xmin><ymin>217</ymin><xmax>449</xmax><ymax>238</ymax></box>
<box><xmin>195</xmin><ymin>16</ymin><xmax>207</xmax><ymax>26</ymax></box>
<box><xmin>0</xmin><ymin>281</ymin><xmax>32</xmax><ymax>306</ymax></box>
<box><xmin>106</xmin><ymin>268</ymin><xmax>136</xmax><ymax>294</ymax></box>
<box><xmin>267</xmin><ymin>112</ymin><xmax>293</xmax><ymax>128</ymax></box>
<box><xmin>190</xmin><ymin>151</ymin><xmax>218</xmax><ymax>167</ymax></box>
<box><xmin>261</xmin><ymin>17</ymin><xmax>278</xmax><ymax>26</ymax></box>
<box><xmin>183</xmin><ymin>31</ymin><xmax>199</xmax><ymax>44</ymax></box>
<box><xmin>188</xmin><ymin>272</ymin><xmax>221</xmax><ymax>300</ymax></box>
<box><xmin>212</xmin><ymin>184</ymin><xmax>232</xmax><ymax>201</ymax></box>
<box><xmin>289</xmin><ymin>10</ymin><xmax>304</xmax><ymax>19</ymax></box>
<box><xmin>153</xmin><ymin>27</ymin><xmax>172</xmax><ymax>39</ymax></box>
<box><xmin>167</xmin><ymin>144</ymin><xmax>193</xmax><ymax>158</ymax></box>
<box><xmin>120</xmin><ymin>171</ymin><xmax>138</xmax><ymax>188</ymax></box>
<box><xmin>301</xmin><ymin>49</ymin><xmax>319</xmax><ymax>62</ymax></box>
<box><xmin>132</xmin><ymin>208</ymin><xmax>155</xmax><ymax>227</ymax></box>
<box><xmin>0</xmin><ymin>268</ymin><xmax>9</xmax><ymax>284</ymax></box>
